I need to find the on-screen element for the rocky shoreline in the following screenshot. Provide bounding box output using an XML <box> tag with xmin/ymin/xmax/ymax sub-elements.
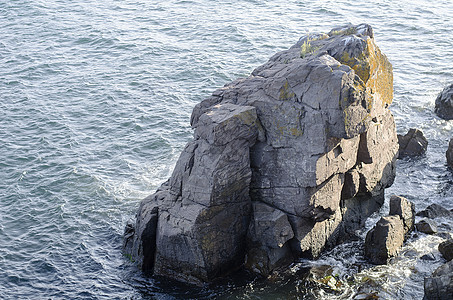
<box><xmin>123</xmin><ymin>24</ymin><xmax>453</xmax><ymax>299</ymax></box>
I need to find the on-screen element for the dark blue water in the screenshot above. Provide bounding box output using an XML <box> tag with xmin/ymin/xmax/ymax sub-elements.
<box><xmin>1</xmin><ymin>0</ymin><xmax>453</xmax><ymax>298</ymax></box>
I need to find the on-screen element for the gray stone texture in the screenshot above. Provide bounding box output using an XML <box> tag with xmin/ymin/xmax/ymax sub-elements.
<box><xmin>424</xmin><ymin>260</ymin><xmax>453</xmax><ymax>300</ymax></box>
<box><xmin>364</xmin><ymin>216</ymin><xmax>405</xmax><ymax>265</ymax></box>
<box><xmin>123</xmin><ymin>24</ymin><xmax>399</xmax><ymax>283</ymax></box>
<box><xmin>434</xmin><ymin>83</ymin><xmax>453</xmax><ymax>120</ymax></box>
<box><xmin>397</xmin><ymin>128</ymin><xmax>428</xmax><ymax>158</ymax></box>
<box><xmin>389</xmin><ymin>195</ymin><xmax>415</xmax><ymax>238</ymax></box>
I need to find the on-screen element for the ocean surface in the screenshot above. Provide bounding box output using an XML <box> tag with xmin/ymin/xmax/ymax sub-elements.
<box><xmin>1</xmin><ymin>0</ymin><xmax>453</xmax><ymax>299</ymax></box>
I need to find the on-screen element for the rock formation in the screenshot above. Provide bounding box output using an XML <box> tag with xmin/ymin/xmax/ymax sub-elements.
<box><xmin>123</xmin><ymin>24</ymin><xmax>399</xmax><ymax>284</ymax></box>
<box><xmin>434</xmin><ymin>83</ymin><xmax>453</xmax><ymax>120</ymax></box>
<box><xmin>397</xmin><ymin>128</ymin><xmax>428</xmax><ymax>158</ymax></box>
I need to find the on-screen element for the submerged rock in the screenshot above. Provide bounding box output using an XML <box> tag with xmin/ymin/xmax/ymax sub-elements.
<box><xmin>123</xmin><ymin>24</ymin><xmax>398</xmax><ymax>284</ymax></box>
<box><xmin>397</xmin><ymin>128</ymin><xmax>428</xmax><ymax>158</ymax></box>
<box><xmin>424</xmin><ymin>260</ymin><xmax>453</xmax><ymax>300</ymax></box>
<box><xmin>434</xmin><ymin>83</ymin><xmax>453</xmax><ymax>120</ymax></box>
<box><xmin>417</xmin><ymin>204</ymin><xmax>453</xmax><ymax>219</ymax></box>
<box><xmin>447</xmin><ymin>138</ymin><xmax>453</xmax><ymax>168</ymax></box>
<box><xmin>364</xmin><ymin>216</ymin><xmax>405</xmax><ymax>265</ymax></box>
<box><xmin>416</xmin><ymin>219</ymin><xmax>438</xmax><ymax>234</ymax></box>
<box><xmin>439</xmin><ymin>240</ymin><xmax>453</xmax><ymax>261</ymax></box>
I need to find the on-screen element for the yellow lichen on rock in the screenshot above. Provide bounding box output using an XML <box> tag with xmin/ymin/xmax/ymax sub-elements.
<box><xmin>337</xmin><ymin>37</ymin><xmax>393</xmax><ymax>108</ymax></box>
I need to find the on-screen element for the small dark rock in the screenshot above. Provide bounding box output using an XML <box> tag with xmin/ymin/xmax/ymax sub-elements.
<box><xmin>439</xmin><ymin>240</ymin><xmax>453</xmax><ymax>261</ymax></box>
<box><xmin>420</xmin><ymin>253</ymin><xmax>437</xmax><ymax>261</ymax></box>
<box><xmin>434</xmin><ymin>83</ymin><xmax>453</xmax><ymax>120</ymax></box>
<box><xmin>397</xmin><ymin>128</ymin><xmax>428</xmax><ymax>158</ymax></box>
<box><xmin>424</xmin><ymin>260</ymin><xmax>453</xmax><ymax>299</ymax></box>
<box><xmin>389</xmin><ymin>195</ymin><xmax>415</xmax><ymax>238</ymax></box>
<box><xmin>447</xmin><ymin>138</ymin><xmax>453</xmax><ymax>169</ymax></box>
<box><xmin>416</xmin><ymin>219</ymin><xmax>438</xmax><ymax>234</ymax></box>
<box><xmin>417</xmin><ymin>203</ymin><xmax>452</xmax><ymax>219</ymax></box>
<box><xmin>365</xmin><ymin>216</ymin><xmax>405</xmax><ymax>265</ymax></box>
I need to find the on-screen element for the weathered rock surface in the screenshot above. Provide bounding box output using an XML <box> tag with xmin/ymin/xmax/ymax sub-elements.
<box><xmin>439</xmin><ymin>240</ymin><xmax>453</xmax><ymax>261</ymax></box>
<box><xmin>389</xmin><ymin>195</ymin><xmax>415</xmax><ymax>238</ymax></box>
<box><xmin>447</xmin><ymin>138</ymin><xmax>453</xmax><ymax>168</ymax></box>
<box><xmin>416</xmin><ymin>219</ymin><xmax>438</xmax><ymax>234</ymax></box>
<box><xmin>123</xmin><ymin>24</ymin><xmax>398</xmax><ymax>284</ymax></box>
<box><xmin>434</xmin><ymin>83</ymin><xmax>453</xmax><ymax>120</ymax></box>
<box><xmin>424</xmin><ymin>260</ymin><xmax>453</xmax><ymax>300</ymax></box>
<box><xmin>397</xmin><ymin>128</ymin><xmax>428</xmax><ymax>158</ymax></box>
<box><xmin>364</xmin><ymin>216</ymin><xmax>405</xmax><ymax>264</ymax></box>
<box><xmin>417</xmin><ymin>204</ymin><xmax>453</xmax><ymax>219</ymax></box>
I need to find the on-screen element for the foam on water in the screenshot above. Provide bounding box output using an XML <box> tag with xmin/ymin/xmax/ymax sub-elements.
<box><xmin>1</xmin><ymin>0</ymin><xmax>453</xmax><ymax>299</ymax></box>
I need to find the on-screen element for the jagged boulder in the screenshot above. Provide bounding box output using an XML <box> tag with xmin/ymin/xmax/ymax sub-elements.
<box><xmin>397</xmin><ymin>128</ymin><xmax>428</xmax><ymax>158</ymax></box>
<box><xmin>364</xmin><ymin>216</ymin><xmax>405</xmax><ymax>265</ymax></box>
<box><xmin>434</xmin><ymin>83</ymin><xmax>453</xmax><ymax>120</ymax></box>
<box><xmin>447</xmin><ymin>138</ymin><xmax>453</xmax><ymax>168</ymax></box>
<box><xmin>123</xmin><ymin>24</ymin><xmax>398</xmax><ymax>284</ymax></box>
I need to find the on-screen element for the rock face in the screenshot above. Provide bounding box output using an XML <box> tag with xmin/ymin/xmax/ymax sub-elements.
<box><xmin>434</xmin><ymin>83</ymin><xmax>453</xmax><ymax>120</ymax></box>
<box><xmin>424</xmin><ymin>260</ymin><xmax>453</xmax><ymax>300</ymax></box>
<box><xmin>123</xmin><ymin>24</ymin><xmax>399</xmax><ymax>283</ymax></box>
<box><xmin>389</xmin><ymin>195</ymin><xmax>415</xmax><ymax>238</ymax></box>
<box><xmin>364</xmin><ymin>216</ymin><xmax>405</xmax><ymax>264</ymax></box>
<box><xmin>447</xmin><ymin>138</ymin><xmax>453</xmax><ymax>168</ymax></box>
<box><xmin>397</xmin><ymin>128</ymin><xmax>428</xmax><ymax>158</ymax></box>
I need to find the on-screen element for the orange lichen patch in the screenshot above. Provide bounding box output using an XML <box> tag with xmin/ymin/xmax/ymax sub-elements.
<box><xmin>337</xmin><ymin>37</ymin><xmax>393</xmax><ymax>107</ymax></box>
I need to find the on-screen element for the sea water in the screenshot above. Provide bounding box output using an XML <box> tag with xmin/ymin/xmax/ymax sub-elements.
<box><xmin>1</xmin><ymin>0</ymin><xmax>452</xmax><ymax>298</ymax></box>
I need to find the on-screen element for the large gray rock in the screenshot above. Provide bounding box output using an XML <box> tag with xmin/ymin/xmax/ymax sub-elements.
<box><xmin>124</xmin><ymin>24</ymin><xmax>399</xmax><ymax>283</ymax></box>
<box><xmin>364</xmin><ymin>216</ymin><xmax>405</xmax><ymax>265</ymax></box>
<box><xmin>447</xmin><ymin>138</ymin><xmax>453</xmax><ymax>168</ymax></box>
<box><xmin>424</xmin><ymin>260</ymin><xmax>453</xmax><ymax>300</ymax></box>
<box><xmin>397</xmin><ymin>128</ymin><xmax>428</xmax><ymax>158</ymax></box>
<box><xmin>434</xmin><ymin>83</ymin><xmax>453</xmax><ymax>120</ymax></box>
<box><xmin>389</xmin><ymin>195</ymin><xmax>415</xmax><ymax>238</ymax></box>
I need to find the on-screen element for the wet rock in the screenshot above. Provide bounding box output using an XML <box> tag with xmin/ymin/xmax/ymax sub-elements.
<box><xmin>416</xmin><ymin>219</ymin><xmax>438</xmax><ymax>234</ymax></box>
<box><xmin>397</xmin><ymin>128</ymin><xmax>428</xmax><ymax>158</ymax></box>
<box><xmin>421</xmin><ymin>253</ymin><xmax>437</xmax><ymax>261</ymax></box>
<box><xmin>434</xmin><ymin>83</ymin><xmax>453</xmax><ymax>120</ymax></box>
<box><xmin>439</xmin><ymin>240</ymin><xmax>453</xmax><ymax>261</ymax></box>
<box><xmin>424</xmin><ymin>260</ymin><xmax>453</xmax><ymax>300</ymax></box>
<box><xmin>446</xmin><ymin>138</ymin><xmax>453</xmax><ymax>168</ymax></box>
<box><xmin>364</xmin><ymin>216</ymin><xmax>405</xmax><ymax>265</ymax></box>
<box><xmin>417</xmin><ymin>204</ymin><xmax>453</xmax><ymax>219</ymax></box>
<box><xmin>389</xmin><ymin>195</ymin><xmax>415</xmax><ymax>237</ymax></box>
<box><xmin>124</xmin><ymin>24</ymin><xmax>399</xmax><ymax>284</ymax></box>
